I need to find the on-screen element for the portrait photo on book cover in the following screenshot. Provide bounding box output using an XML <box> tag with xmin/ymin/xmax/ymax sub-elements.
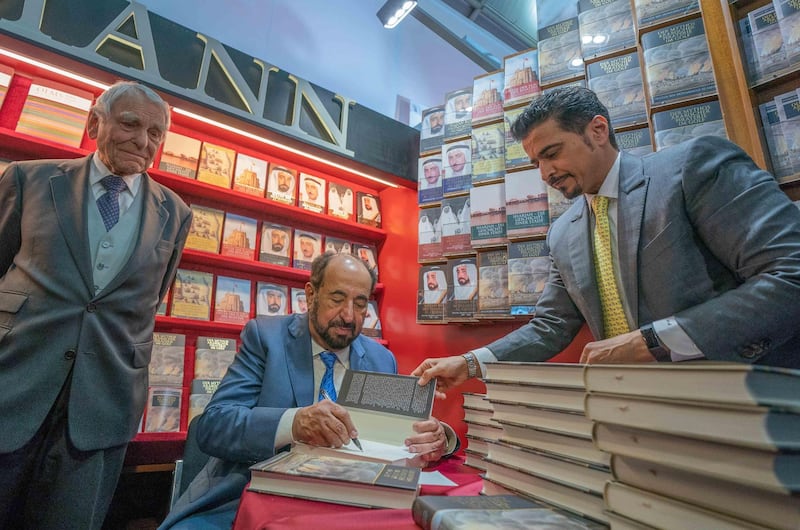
<box><xmin>299</xmin><ymin>173</ymin><xmax>326</xmax><ymax>212</ymax></box>
<box><xmin>293</xmin><ymin>231</ymin><xmax>322</xmax><ymax>269</ymax></box>
<box><xmin>444</xmin><ymin>142</ymin><xmax>472</xmax><ymax>180</ymax></box>
<box><xmin>327</xmin><ymin>182</ymin><xmax>354</xmax><ymax>220</ymax></box>
<box><xmin>266</xmin><ymin>163</ymin><xmax>297</xmax><ymax>204</ymax></box>
<box><xmin>421</xmin><ymin>267</ymin><xmax>448</xmax><ymax>304</ymax></box>
<box><xmin>291</xmin><ymin>287</ymin><xmax>308</xmax><ymax>314</ymax></box>
<box><xmin>256</xmin><ymin>282</ymin><xmax>288</xmax><ymax>316</ymax></box>
<box><xmin>451</xmin><ymin>261</ymin><xmax>478</xmax><ymax>301</ymax></box>
<box><xmin>421</xmin><ymin>106</ymin><xmax>445</xmax><ymax>140</ymax></box>
<box><xmin>260</xmin><ymin>223</ymin><xmax>292</xmax><ymax>263</ymax></box>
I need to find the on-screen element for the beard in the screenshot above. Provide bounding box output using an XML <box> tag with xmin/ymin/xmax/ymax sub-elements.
<box><xmin>271</xmin><ymin>242</ymin><xmax>284</xmax><ymax>252</ymax></box>
<box><xmin>458</xmin><ymin>278</ymin><xmax>469</xmax><ymax>285</ymax></box>
<box><xmin>268</xmin><ymin>303</ymin><xmax>280</xmax><ymax>313</ymax></box>
<box><xmin>309</xmin><ymin>299</ymin><xmax>359</xmax><ymax>350</ymax></box>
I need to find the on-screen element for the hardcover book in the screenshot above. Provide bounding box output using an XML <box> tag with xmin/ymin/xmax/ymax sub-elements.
<box><xmin>505</xmin><ymin>168</ymin><xmax>549</xmax><ymax>239</ymax></box>
<box><xmin>362</xmin><ymin>300</ymin><xmax>382</xmax><ymax>338</ymax></box>
<box><xmin>158</xmin><ymin>131</ymin><xmax>201</xmax><ymax>179</ymax></box>
<box><xmin>652</xmin><ymin>99</ymin><xmax>727</xmax><ymax>151</ymax></box>
<box><xmin>144</xmin><ymin>386</ymin><xmax>182</xmax><ymax>433</ymax></box>
<box><xmin>440</xmin><ymin>195</ymin><xmax>472</xmax><ymax>256</ymax></box>
<box><xmin>538</xmin><ymin>17</ymin><xmax>584</xmax><ymax>86</ymax></box>
<box><xmin>16</xmin><ymin>77</ymin><xmax>93</xmax><ymax>148</ymax></box>
<box><xmin>748</xmin><ymin>3</ymin><xmax>789</xmax><ymax>79</ymax></box>
<box><xmin>0</xmin><ymin>64</ymin><xmax>13</xmax><ymax>110</ymax></box>
<box><xmin>615</xmin><ymin>126</ymin><xmax>653</xmax><ymax>157</ymax></box>
<box><xmin>502</xmin><ymin>48</ymin><xmax>541</xmax><ymax>108</ymax></box>
<box><xmin>171</xmin><ymin>269</ymin><xmax>213</xmax><ymax>320</ymax></box>
<box><xmin>196</xmin><ymin>141</ymin><xmax>235</xmax><ymax>189</ymax></box>
<box><xmin>417</xmin><ymin>265</ymin><xmax>447</xmax><ymax>322</ymax></box>
<box><xmin>185</xmin><ymin>204</ymin><xmax>224</xmax><ymax>254</ymax></box>
<box><xmin>586</xmin><ymin>51</ymin><xmax>646</xmax><ymax>129</ymax></box>
<box><xmin>255</xmin><ymin>282</ymin><xmax>289</xmax><ymax>316</ymax></box>
<box><xmin>221</xmin><ymin>212</ymin><xmax>257</xmax><ymax>260</ymax></box>
<box><xmin>232</xmin><ymin>153</ymin><xmax>268</xmax><ymax>196</ymax></box>
<box><xmin>443</xmin><ymin>87</ymin><xmax>473</xmax><ymax>140</ymax></box>
<box><xmin>213</xmin><ymin>275</ymin><xmax>251</xmax><ymax>325</ymax></box>
<box><xmin>477</xmin><ymin>247</ymin><xmax>510</xmax><ymax>316</ymax></box>
<box><xmin>298</xmin><ymin>172</ymin><xmax>326</xmax><ymax>213</ymax></box>
<box><xmin>471</xmin><ymin>122</ymin><xmax>505</xmax><ymax>184</ymax></box>
<box><xmin>498</xmin><ymin>420</ymin><xmax>610</xmax><ymax>468</ymax></box>
<box><xmin>249</xmin><ymin>450</ymin><xmax>420</xmax><ymax>509</ymax></box>
<box><xmin>412</xmin><ymin>494</ymin><xmax>603</xmax><ymax>530</ymax></box>
<box><xmin>508</xmin><ymin>239</ymin><xmax>550</xmax><ymax>315</ymax></box>
<box><xmin>354</xmin><ymin>243</ymin><xmax>379</xmax><ymax>280</ymax></box>
<box><xmin>484</xmin><ymin>361</ymin><xmax>584</xmax><ymax>388</ymax></box>
<box><xmin>290</xmin><ymin>287</ymin><xmax>308</xmax><ymax>314</ymax></box>
<box><xmin>641</xmin><ymin>18</ymin><xmax>716</xmax><ymax>107</ymax></box>
<box><xmin>418</xmin><ymin>153</ymin><xmax>444</xmax><ymax>204</ymax></box>
<box><xmin>775</xmin><ymin>0</ymin><xmax>800</xmax><ymax>65</ymax></box>
<box><xmin>470</xmin><ymin>182</ymin><xmax>507</xmax><ymax>248</ymax></box>
<box><xmin>323</xmin><ymin>235</ymin><xmax>353</xmax><ymax>256</ymax></box>
<box><xmin>266</xmin><ymin>163</ymin><xmax>297</xmax><ymax>205</ymax></box>
<box><xmin>632</xmin><ymin>0</ymin><xmax>699</xmax><ymax>28</ymax></box>
<box><xmin>418</xmin><ymin>206</ymin><xmax>443</xmax><ymax>263</ymax></box>
<box><xmin>503</xmin><ymin>105</ymin><xmax>531</xmax><ymax>170</ymax></box>
<box><xmin>445</xmin><ymin>257</ymin><xmax>478</xmax><ymax>320</ymax></box>
<box><xmin>149</xmin><ymin>332</ymin><xmax>186</xmax><ymax>386</ymax></box>
<box><xmin>259</xmin><ymin>222</ymin><xmax>292</xmax><ymax>267</ymax></box>
<box><xmin>442</xmin><ymin>140</ymin><xmax>473</xmax><ymax>194</ymax></box>
<box><xmin>293</xmin><ymin>230</ymin><xmax>322</xmax><ymax>271</ymax></box>
<box><xmin>471</xmin><ymin>70</ymin><xmax>504</xmax><ymax>125</ymax></box>
<box><xmin>419</xmin><ymin>105</ymin><xmax>445</xmax><ymax>155</ymax></box>
<box><xmin>578</xmin><ymin>0</ymin><xmax>635</xmax><ymax>60</ymax></box>
<box><xmin>327</xmin><ymin>181</ymin><xmax>354</xmax><ymax>221</ymax></box>
<box><xmin>484</xmin><ymin>380</ymin><xmax>585</xmax><ymax>413</ymax></box>
<box><xmin>492</xmin><ymin>401</ymin><xmax>595</xmax><ymax>439</ymax></box>
<box><xmin>356</xmin><ymin>191</ymin><xmax>382</xmax><ymax>228</ymax></box>
<box><xmin>194</xmin><ymin>336</ymin><xmax>237</xmax><ymax>379</ymax></box>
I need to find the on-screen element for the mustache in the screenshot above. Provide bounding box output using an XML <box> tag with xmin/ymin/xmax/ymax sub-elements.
<box><xmin>329</xmin><ymin>319</ymin><xmax>355</xmax><ymax>330</ymax></box>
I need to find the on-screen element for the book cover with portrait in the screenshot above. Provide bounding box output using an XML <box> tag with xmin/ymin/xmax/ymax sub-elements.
<box><xmin>324</xmin><ymin>236</ymin><xmax>354</xmax><ymax>256</ymax></box>
<box><xmin>357</xmin><ymin>192</ymin><xmax>382</xmax><ymax>228</ymax></box>
<box><xmin>578</xmin><ymin>0</ymin><xmax>635</xmax><ymax>61</ymax></box>
<box><xmin>149</xmin><ymin>332</ymin><xmax>186</xmax><ymax>386</ymax></box>
<box><xmin>471</xmin><ymin>122</ymin><xmax>505</xmax><ymax>184</ymax></box>
<box><xmin>256</xmin><ymin>281</ymin><xmax>289</xmax><ymax>317</ymax></box>
<box><xmin>232</xmin><ymin>153</ymin><xmax>268</xmax><ymax>196</ymax></box>
<box><xmin>158</xmin><ymin>131</ymin><xmax>201</xmax><ymax>179</ymax></box>
<box><xmin>440</xmin><ymin>195</ymin><xmax>472</xmax><ymax>256</ymax></box>
<box><xmin>327</xmin><ymin>181</ymin><xmax>355</xmax><ymax>221</ymax></box>
<box><xmin>508</xmin><ymin>240</ymin><xmax>550</xmax><ymax>315</ymax></box>
<box><xmin>417</xmin><ymin>265</ymin><xmax>447</xmax><ymax>323</ymax></box>
<box><xmin>586</xmin><ymin>51</ymin><xmax>647</xmax><ymax>129</ymax></box>
<box><xmin>472</xmin><ymin>70</ymin><xmax>504</xmax><ymax>125</ymax></box>
<box><xmin>470</xmin><ymin>182</ymin><xmax>508</xmax><ymax>248</ymax></box>
<box><xmin>418</xmin><ymin>153</ymin><xmax>444</xmax><ymax>204</ymax></box>
<box><xmin>266</xmin><ymin>163</ymin><xmax>297</xmax><ymax>205</ymax></box>
<box><xmin>503</xmin><ymin>48</ymin><xmax>541</xmax><ymax>108</ymax></box>
<box><xmin>354</xmin><ymin>243</ymin><xmax>379</xmax><ymax>281</ymax></box>
<box><xmin>259</xmin><ymin>222</ymin><xmax>293</xmax><ymax>267</ymax></box>
<box><xmin>185</xmin><ymin>204</ymin><xmax>224</xmax><ymax>254</ymax></box>
<box><xmin>293</xmin><ymin>230</ymin><xmax>323</xmax><ymax>271</ymax></box>
<box><xmin>444</xmin><ymin>87</ymin><xmax>473</xmax><ymax>141</ymax></box>
<box><xmin>442</xmin><ymin>139</ymin><xmax>473</xmax><ymax>194</ymax></box>
<box><xmin>419</xmin><ymin>105</ymin><xmax>445</xmax><ymax>155</ymax></box>
<box><xmin>170</xmin><ymin>269</ymin><xmax>213</xmax><ymax>321</ymax></box>
<box><xmin>291</xmin><ymin>287</ymin><xmax>308</xmax><ymax>314</ymax></box>
<box><xmin>446</xmin><ymin>257</ymin><xmax>478</xmax><ymax>321</ymax></box>
<box><xmin>477</xmin><ymin>248</ymin><xmax>511</xmax><ymax>317</ymax></box>
<box><xmin>213</xmin><ymin>275</ymin><xmax>251</xmax><ymax>325</ymax></box>
<box><xmin>299</xmin><ymin>172</ymin><xmax>327</xmax><ymax>214</ymax></box>
<box><xmin>418</xmin><ymin>206</ymin><xmax>443</xmax><ymax>263</ymax></box>
<box><xmin>196</xmin><ymin>141</ymin><xmax>236</xmax><ymax>189</ymax></box>
<box><xmin>505</xmin><ymin>167</ymin><xmax>549</xmax><ymax>240</ymax></box>
<box><xmin>221</xmin><ymin>212</ymin><xmax>257</xmax><ymax>260</ymax></box>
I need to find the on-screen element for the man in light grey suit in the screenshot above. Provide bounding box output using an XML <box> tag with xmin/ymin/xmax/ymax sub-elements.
<box><xmin>414</xmin><ymin>86</ymin><xmax>800</xmax><ymax>393</ymax></box>
<box><xmin>0</xmin><ymin>81</ymin><xmax>192</xmax><ymax>529</ymax></box>
<box><xmin>160</xmin><ymin>252</ymin><xmax>457</xmax><ymax>529</ymax></box>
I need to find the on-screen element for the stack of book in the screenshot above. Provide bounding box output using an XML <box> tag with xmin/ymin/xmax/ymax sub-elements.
<box><xmin>584</xmin><ymin>363</ymin><xmax>800</xmax><ymax>529</ymax></box>
<box><xmin>480</xmin><ymin>362</ymin><xmax>611</xmax><ymax>524</ymax></box>
<box><xmin>461</xmin><ymin>392</ymin><xmax>498</xmax><ymax>471</ymax></box>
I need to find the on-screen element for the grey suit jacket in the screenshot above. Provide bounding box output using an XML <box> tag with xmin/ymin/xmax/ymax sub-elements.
<box><xmin>0</xmin><ymin>155</ymin><xmax>192</xmax><ymax>452</ymax></box>
<box><xmin>486</xmin><ymin>137</ymin><xmax>800</xmax><ymax>368</ymax></box>
<box><xmin>160</xmin><ymin>313</ymin><xmax>398</xmax><ymax>529</ymax></box>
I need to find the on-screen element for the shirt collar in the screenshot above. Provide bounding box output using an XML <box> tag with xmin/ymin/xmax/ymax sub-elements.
<box><xmin>311</xmin><ymin>339</ymin><xmax>350</xmax><ymax>363</ymax></box>
<box><xmin>585</xmin><ymin>152</ymin><xmax>621</xmax><ymax>206</ymax></box>
<box><xmin>91</xmin><ymin>152</ymin><xmax>142</xmax><ymax>195</ymax></box>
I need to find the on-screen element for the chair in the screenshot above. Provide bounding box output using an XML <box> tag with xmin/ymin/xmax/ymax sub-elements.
<box><xmin>169</xmin><ymin>416</ymin><xmax>211</xmax><ymax>509</ymax></box>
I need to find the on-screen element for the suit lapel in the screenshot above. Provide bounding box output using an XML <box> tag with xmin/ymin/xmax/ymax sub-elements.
<box><xmin>286</xmin><ymin>314</ymin><xmax>315</xmax><ymax>406</ymax></box>
<box><xmin>617</xmin><ymin>153</ymin><xmax>646</xmax><ymax>326</ymax></box>
<box><xmin>50</xmin><ymin>157</ymin><xmax>94</xmax><ymax>293</ymax></box>
<box><xmin>566</xmin><ymin>201</ymin><xmax>604</xmax><ymax>340</ymax></box>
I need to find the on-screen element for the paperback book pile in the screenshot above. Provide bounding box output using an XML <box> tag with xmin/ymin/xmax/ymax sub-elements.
<box><xmin>584</xmin><ymin>362</ymin><xmax>800</xmax><ymax>529</ymax></box>
<box><xmin>479</xmin><ymin>362</ymin><xmax>610</xmax><ymax>524</ymax></box>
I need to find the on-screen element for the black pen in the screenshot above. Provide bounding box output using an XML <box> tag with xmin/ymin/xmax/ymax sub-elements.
<box><xmin>320</xmin><ymin>389</ymin><xmax>363</xmax><ymax>451</ymax></box>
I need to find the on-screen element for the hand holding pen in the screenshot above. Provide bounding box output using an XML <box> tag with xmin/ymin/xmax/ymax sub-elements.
<box><xmin>320</xmin><ymin>388</ymin><xmax>363</xmax><ymax>451</ymax></box>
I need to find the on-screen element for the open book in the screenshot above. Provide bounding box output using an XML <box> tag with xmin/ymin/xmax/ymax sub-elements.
<box><xmin>293</xmin><ymin>370</ymin><xmax>436</xmax><ymax>465</ymax></box>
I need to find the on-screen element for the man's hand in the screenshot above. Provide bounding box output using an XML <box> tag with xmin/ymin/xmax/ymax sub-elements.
<box><xmin>292</xmin><ymin>400</ymin><xmax>358</xmax><ymax>448</ymax></box>
<box><xmin>404</xmin><ymin>418</ymin><xmax>447</xmax><ymax>465</ymax></box>
<box><xmin>580</xmin><ymin>330</ymin><xmax>658</xmax><ymax>364</ymax></box>
<box><xmin>412</xmin><ymin>355</ymin><xmax>473</xmax><ymax>399</ymax></box>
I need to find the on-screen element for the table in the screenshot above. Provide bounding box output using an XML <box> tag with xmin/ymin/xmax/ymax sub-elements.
<box><xmin>232</xmin><ymin>456</ymin><xmax>483</xmax><ymax>529</ymax></box>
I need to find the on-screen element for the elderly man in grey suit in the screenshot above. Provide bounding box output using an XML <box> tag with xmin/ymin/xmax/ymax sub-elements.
<box><xmin>0</xmin><ymin>81</ymin><xmax>192</xmax><ymax>529</ymax></box>
<box><xmin>414</xmin><ymin>86</ymin><xmax>800</xmax><ymax>393</ymax></box>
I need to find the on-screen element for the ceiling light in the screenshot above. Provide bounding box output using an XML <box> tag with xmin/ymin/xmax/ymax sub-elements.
<box><xmin>377</xmin><ymin>0</ymin><xmax>418</xmax><ymax>29</ymax></box>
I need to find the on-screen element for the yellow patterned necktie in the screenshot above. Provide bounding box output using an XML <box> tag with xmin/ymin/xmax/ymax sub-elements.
<box><xmin>591</xmin><ymin>195</ymin><xmax>630</xmax><ymax>338</ymax></box>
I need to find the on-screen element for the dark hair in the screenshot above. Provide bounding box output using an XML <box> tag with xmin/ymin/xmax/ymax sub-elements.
<box><xmin>309</xmin><ymin>251</ymin><xmax>377</xmax><ymax>293</ymax></box>
<box><xmin>510</xmin><ymin>86</ymin><xmax>617</xmax><ymax>149</ymax></box>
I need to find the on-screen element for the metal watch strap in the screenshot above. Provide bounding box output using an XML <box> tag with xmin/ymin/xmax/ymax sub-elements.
<box><xmin>640</xmin><ymin>324</ymin><xmax>671</xmax><ymax>362</ymax></box>
<box><xmin>462</xmin><ymin>352</ymin><xmax>478</xmax><ymax>379</ymax></box>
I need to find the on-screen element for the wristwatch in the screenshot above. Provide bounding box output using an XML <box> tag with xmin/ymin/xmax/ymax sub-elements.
<box><xmin>640</xmin><ymin>324</ymin><xmax>671</xmax><ymax>362</ymax></box>
<box><xmin>462</xmin><ymin>352</ymin><xmax>478</xmax><ymax>379</ymax></box>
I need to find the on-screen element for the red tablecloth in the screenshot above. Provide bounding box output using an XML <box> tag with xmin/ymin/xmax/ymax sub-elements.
<box><xmin>232</xmin><ymin>456</ymin><xmax>483</xmax><ymax>530</ymax></box>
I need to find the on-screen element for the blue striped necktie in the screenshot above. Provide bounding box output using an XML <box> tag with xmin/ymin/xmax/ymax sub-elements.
<box><xmin>318</xmin><ymin>352</ymin><xmax>337</xmax><ymax>402</ymax></box>
<box><xmin>97</xmin><ymin>175</ymin><xmax>128</xmax><ymax>231</ymax></box>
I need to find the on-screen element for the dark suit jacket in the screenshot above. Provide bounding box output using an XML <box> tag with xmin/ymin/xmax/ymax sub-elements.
<box><xmin>159</xmin><ymin>313</ymin><xmax>398</xmax><ymax>529</ymax></box>
<box><xmin>486</xmin><ymin>137</ymin><xmax>800</xmax><ymax>368</ymax></box>
<box><xmin>0</xmin><ymin>155</ymin><xmax>192</xmax><ymax>452</ymax></box>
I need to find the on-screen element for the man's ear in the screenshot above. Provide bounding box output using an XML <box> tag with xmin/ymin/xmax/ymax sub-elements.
<box><xmin>86</xmin><ymin>110</ymin><xmax>100</xmax><ymax>139</ymax></box>
<box><xmin>588</xmin><ymin>114</ymin><xmax>610</xmax><ymax>145</ymax></box>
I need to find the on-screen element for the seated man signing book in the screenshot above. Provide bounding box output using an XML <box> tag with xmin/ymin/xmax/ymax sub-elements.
<box><xmin>160</xmin><ymin>252</ymin><xmax>458</xmax><ymax>529</ymax></box>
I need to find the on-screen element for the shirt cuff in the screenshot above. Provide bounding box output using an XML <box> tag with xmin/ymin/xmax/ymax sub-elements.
<box><xmin>275</xmin><ymin>408</ymin><xmax>299</xmax><ymax>450</ymax></box>
<box><xmin>652</xmin><ymin>317</ymin><xmax>704</xmax><ymax>362</ymax></box>
<box><xmin>441</xmin><ymin>421</ymin><xmax>460</xmax><ymax>456</ymax></box>
<box><xmin>470</xmin><ymin>347</ymin><xmax>498</xmax><ymax>379</ymax></box>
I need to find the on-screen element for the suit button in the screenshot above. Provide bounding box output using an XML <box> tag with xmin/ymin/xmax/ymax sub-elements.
<box><xmin>64</xmin><ymin>349</ymin><xmax>76</xmax><ymax>360</ymax></box>
<box><xmin>87</xmin><ymin>303</ymin><xmax>97</xmax><ymax>312</ymax></box>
